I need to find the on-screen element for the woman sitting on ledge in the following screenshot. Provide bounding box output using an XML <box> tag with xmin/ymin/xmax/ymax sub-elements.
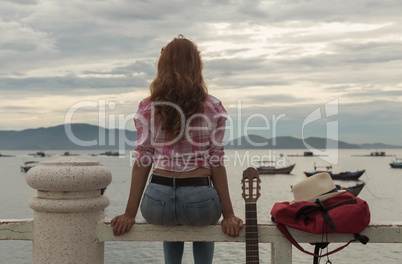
<box><xmin>111</xmin><ymin>35</ymin><xmax>243</xmax><ymax>264</ymax></box>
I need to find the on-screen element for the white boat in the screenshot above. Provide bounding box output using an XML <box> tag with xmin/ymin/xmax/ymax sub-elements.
<box><xmin>20</xmin><ymin>161</ymin><xmax>39</xmax><ymax>172</ymax></box>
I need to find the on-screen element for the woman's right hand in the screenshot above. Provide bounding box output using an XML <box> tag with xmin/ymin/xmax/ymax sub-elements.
<box><xmin>221</xmin><ymin>215</ymin><xmax>244</xmax><ymax>237</ymax></box>
<box><xmin>111</xmin><ymin>214</ymin><xmax>136</xmax><ymax>236</ymax></box>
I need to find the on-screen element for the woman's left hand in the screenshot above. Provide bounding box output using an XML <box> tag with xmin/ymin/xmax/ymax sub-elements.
<box><xmin>111</xmin><ymin>213</ymin><xmax>136</xmax><ymax>236</ymax></box>
<box><xmin>221</xmin><ymin>215</ymin><xmax>244</xmax><ymax>237</ymax></box>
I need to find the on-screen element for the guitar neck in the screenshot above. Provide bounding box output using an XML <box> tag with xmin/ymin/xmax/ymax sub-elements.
<box><xmin>245</xmin><ymin>202</ymin><xmax>259</xmax><ymax>263</ymax></box>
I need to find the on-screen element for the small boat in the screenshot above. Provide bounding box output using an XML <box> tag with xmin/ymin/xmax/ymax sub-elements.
<box><xmin>62</xmin><ymin>151</ymin><xmax>80</xmax><ymax>156</ymax></box>
<box><xmin>371</xmin><ymin>151</ymin><xmax>386</xmax><ymax>156</ymax></box>
<box><xmin>288</xmin><ymin>151</ymin><xmax>328</xmax><ymax>157</ymax></box>
<box><xmin>99</xmin><ymin>151</ymin><xmax>122</xmax><ymax>156</ymax></box>
<box><xmin>336</xmin><ymin>182</ymin><xmax>365</xmax><ymax>197</ymax></box>
<box><xmin>390</xmin><ymin>158</ymin><xmax>402</xmax><ymax>168</ymax></box>
<box><xmin>0</xmin><ymin>153</ymin><xmax>15</xmax><ymax>157</ymax></box>
<box><xmin>34</xmin><ymin>151</ymin><xmax>46</xmax><ymax>157</ymax></box>
<box><xmin>29</xmin><ymin>151</ymin><xmax>49</xmax><ymax>157</ymax></box>
<box><xmin>352</xmin><ymin>151</ymin><xmax>393</xmax><ymax>157</ymax></box>
<box><xmin>20</xmin><ymin>161</ymin><xmax>39</xmax><ymax>172</ymax></box>
<box><xmin>304</xmin><ymin>164</ymin><xmax>365</xmax><ymax>180</ymax></box>
<box><xmin>256</xmin><ymin>161</ymin><xmax>295</xmax><ymax>175</ymax></box>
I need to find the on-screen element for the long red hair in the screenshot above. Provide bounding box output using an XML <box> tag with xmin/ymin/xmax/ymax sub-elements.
<box><xmin>150</xmin><ymin>35</ymin><xmax>208</xmax><ymax>139</ymax></box>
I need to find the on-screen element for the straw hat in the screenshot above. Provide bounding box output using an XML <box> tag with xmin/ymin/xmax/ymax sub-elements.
<box><xmin>291</xmin><ymin>172</ymin><xmax>345</xmax><ymax>203</ymax></box>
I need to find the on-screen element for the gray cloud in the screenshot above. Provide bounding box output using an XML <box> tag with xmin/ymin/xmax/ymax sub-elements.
<box><xmin>267</xmin><ymin>0</ymin><xmax>402</xmax><ymax>23</ymax></box>
<box><xmin>0</xmin><ymin>42</ymin><xmax>37</xmax><ymax>52</ymax></box>
<box><xmin>0</xmin><ymin>75</ymin><xmax>148</xmax><ymax>94</ymax></box>
<box><xmin>244</xmin><ymin>94</ymin><xmax>304</xmax><ymax>105</ymax></box>
<box><xmin>3</xmin><ymin>0</ymin><xmax>39</xmax><ymax>5</ymax></box>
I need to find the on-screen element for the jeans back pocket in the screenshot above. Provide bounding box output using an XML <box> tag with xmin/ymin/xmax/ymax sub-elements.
<box><xmin>140</xmin><ymin>194</ymin><xmax>165</xmax><ymax>225</ymax></box>
<box><xmin>183</xmin><ymin>197</ymin><xmax>222</xmax><ymax>226</ymax></box>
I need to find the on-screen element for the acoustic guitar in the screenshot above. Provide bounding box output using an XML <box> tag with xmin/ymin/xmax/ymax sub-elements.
<box><xmin>241</xmin><ymin>167</ymin><xmax>261</xmax><ymax>264</ymax></box>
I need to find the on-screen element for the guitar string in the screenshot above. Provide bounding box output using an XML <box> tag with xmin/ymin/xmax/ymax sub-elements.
<box><xmin>243</xmin><ymin>174</ymin><xmax>260</xmax><ymax>263</ymax></box>
<box><xmin>246</xmin><ymin>203</ymin><xmax>259</xmax><ymax>262</ymax></box>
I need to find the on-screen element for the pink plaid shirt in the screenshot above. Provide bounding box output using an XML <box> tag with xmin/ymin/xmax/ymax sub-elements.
<box><xmin>133</xmin><ymin>94</ymin><xmax>227</xmax><ymax>172</ymax></box>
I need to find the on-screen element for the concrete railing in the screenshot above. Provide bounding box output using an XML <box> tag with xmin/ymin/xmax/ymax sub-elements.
<box><xmin>2</xmin><ymin>218</ymin><xmax>402</xmax><ymax>263</ymax></box>
<box><xmin>1</xmin><ymin>157</ymin><xmax>402</xmax><ymax>264</ymax></box>
<box><xmin>96</xmin><ymin>219</ymin><xmax>402</xmax><ymax>263</ymax></box>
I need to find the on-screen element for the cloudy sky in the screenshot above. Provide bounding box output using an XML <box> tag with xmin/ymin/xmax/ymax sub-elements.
<box><xmin>1</xmin><ymin>0</ymin><xmax>401</xmax><ymax>145</ymax></box>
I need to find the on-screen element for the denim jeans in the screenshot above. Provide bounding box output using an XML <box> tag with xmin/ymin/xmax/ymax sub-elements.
<box><xmin>140</xmin><ymin>176</ymin><xmax>222</xmax><ymax>264</ymax></box>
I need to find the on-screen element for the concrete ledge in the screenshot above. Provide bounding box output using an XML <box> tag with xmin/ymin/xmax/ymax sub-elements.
<box><xmin>3</xmin><ymin>218</ymin><xmax>401</xmax><ymax>244</ymax></box>
<box><xmin>96</xmin><ymin>219</ymin><xmax>402</xmax><ymax>244</ymax></box>
<box><xmin>0</xmin><ymin>219</ymin><xmax>33</xmax><ymax>240</ymax></box>
<box><xmin>2</xmin><ymin>218</ymin><xmax>402</xmax><ymax>264</ymax></box>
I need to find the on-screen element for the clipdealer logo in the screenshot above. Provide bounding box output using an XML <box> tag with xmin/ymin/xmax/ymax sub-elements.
<box><xmin>302</xmin><ymin>99</ymin><xmax>339</xmax><ymax>165</ymax></box>
<box><xmin>63</xmin><ymin>98</ymin><xmax>339</xmax><ymax>165</ymax></box>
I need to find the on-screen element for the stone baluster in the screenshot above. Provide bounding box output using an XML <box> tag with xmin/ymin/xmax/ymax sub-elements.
<box><xmin>26</xmin><ymin>157</ymin><xmax>112</xmax><ymax>264</ymax></box>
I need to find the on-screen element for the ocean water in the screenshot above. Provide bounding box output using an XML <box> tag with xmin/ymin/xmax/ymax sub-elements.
<box><xmin>1</xmin><ymin>149</ymin><xmax>402</xmax><ymax>263</ymax></box>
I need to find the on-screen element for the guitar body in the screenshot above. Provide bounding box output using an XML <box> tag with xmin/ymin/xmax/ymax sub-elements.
<box><xmin>242</xmin><ymin>167</ymin><xmax>261</xmax><ymax>264</ymax></box>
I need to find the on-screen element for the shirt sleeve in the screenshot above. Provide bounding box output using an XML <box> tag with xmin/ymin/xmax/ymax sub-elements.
<box><xmin>209</xmin><ymin>100</ymin><xmax>227</xmax><ymax>165</ymax></box>
<box><xmin>133</xmin><ymin>99</ymin><xmax>154</xmax><ymax>166</ymax></box>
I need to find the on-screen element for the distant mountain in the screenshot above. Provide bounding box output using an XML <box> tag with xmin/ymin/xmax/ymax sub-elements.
<box><xmin>1</xmin><ymin>124</ymin><xmax>401</xmax><ymax>150</ymax></box>
<box><xmin>225</xmin><ymin>135</ymin><xmax>361</xmax><ymax>149</ymax></box>
<box><xmin>305</xmin><ymin>137</ymin><xmax>361</xmax><ymax>149</ymax></box>
<box><xmin>0</xmin><ymin>123</ymin><xmax>137</xmax><ymax>150</ymax></box>
<box><xmin>358</xmin><ymin>143</ymin><xmax>402</xmax><ymax>149</ymax></box>
<box><xmin>226</xmin><ymin>135</ymin><xmax>306</xmax><ymax>149</ymax></box>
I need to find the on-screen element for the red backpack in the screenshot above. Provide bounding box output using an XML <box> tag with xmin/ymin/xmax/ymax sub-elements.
<box><xmin>271</xmin><ymin>192</ymin><xmax>370</xmax><ymax>260</ymax></box>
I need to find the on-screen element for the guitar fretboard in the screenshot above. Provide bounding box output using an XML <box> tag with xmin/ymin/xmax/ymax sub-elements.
<box><xmin>245</xmin><ymin>202</ymin><xmax>259</xmax><ymax>263</ymax></box>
